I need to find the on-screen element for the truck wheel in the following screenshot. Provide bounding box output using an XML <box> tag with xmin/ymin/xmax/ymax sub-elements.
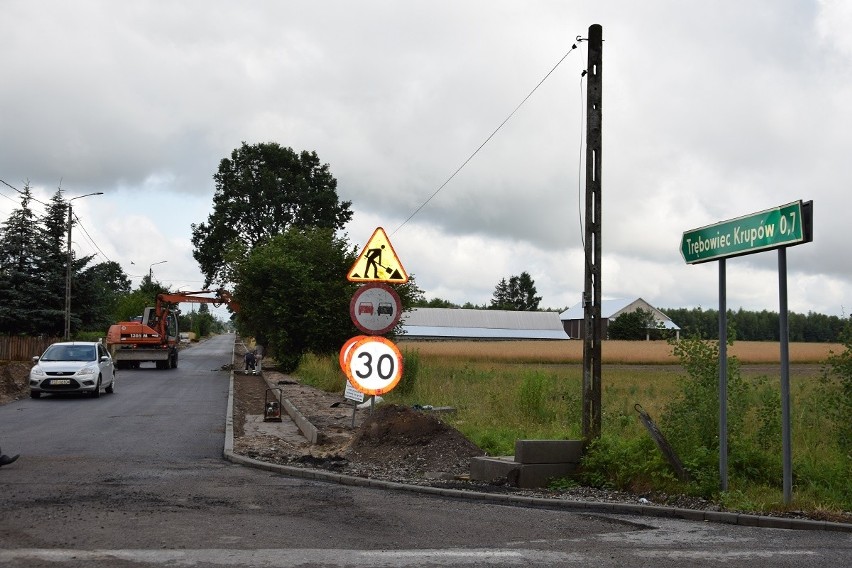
<box><xmin>171</xmin><ymin>352</ymin><xmax>178</xmax><ymax>369</ymax></box>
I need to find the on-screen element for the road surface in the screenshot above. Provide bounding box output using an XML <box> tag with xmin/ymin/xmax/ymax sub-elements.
<box><xmin>0</xmin><ymin>334</ymin><xmax>849</xmax><ymax>567</ymax></box>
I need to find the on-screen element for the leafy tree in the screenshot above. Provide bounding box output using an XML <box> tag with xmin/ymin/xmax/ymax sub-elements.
<box><xmin>489</xmin><ymin>271</ymin><xmax>541</xmax><ymax>311</ymax></box>
<box><xmin>74</xmin><ymin>261</ymin><xmax>131</xmax><ymax>332</ymax></box>
<box><xmin>191</xmin><ymin>142</ymin><xmax>353</xmax><ymax>287</ymax></box>
<box><xmin>111</xmin><ymin>275</ymin><xmax>171</xmax><ymax>323</ymax></box>
<box><xmin>233</xmin><ymin>227</ymin><xmax>360</xmax><ymax>371</ymax></box>
<box><xmin>607</xmin><ymin>308</ymin><xmax>661</xmax><ymax>340</ymax></box>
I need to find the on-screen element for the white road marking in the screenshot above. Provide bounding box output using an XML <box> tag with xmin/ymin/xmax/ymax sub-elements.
<box><xmin>0</xmin><ymin>548</ymin><xmax>586</xmax><ymax>566</ymax></box>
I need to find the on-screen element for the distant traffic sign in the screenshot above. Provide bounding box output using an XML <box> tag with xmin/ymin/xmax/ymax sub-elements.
<box><xmin>681</xmin><ymin>201</ymin><xmax>812</xmax><ymax>264</ymax></box>
<box><xmin>347</xmin><ymin>227</ymin><xmax>409</xmax><ymax>283</ymax></box>
<box><xmin>342</xmin><ymin>336</ymin><xmax>403</xmax><ymax>396</ymax></box>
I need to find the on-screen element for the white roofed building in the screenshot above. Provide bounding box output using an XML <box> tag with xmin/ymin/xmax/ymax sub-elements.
<box><xmin>559</xmin><ymin>298</ymin><xmax>680</xmax><ymax>340</ymax></box>
<box><xmin>400</xmin><ymin>308</ymin><xmax>570</xmax><ymax>340</ymax></box>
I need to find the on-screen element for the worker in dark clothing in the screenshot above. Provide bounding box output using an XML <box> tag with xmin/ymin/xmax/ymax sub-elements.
<box><xmin>244</xmin><ymin>350</ymin><xmax>257</xmax><ymax>372</ymax></box>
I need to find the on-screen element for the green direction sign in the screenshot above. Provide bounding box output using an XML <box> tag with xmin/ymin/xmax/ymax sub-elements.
<box><xmin>681</xmin><ymin>201</ymin><xmax>810</xmax><ymax>264</ymax></box>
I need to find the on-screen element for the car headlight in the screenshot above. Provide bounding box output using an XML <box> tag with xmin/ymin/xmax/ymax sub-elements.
<box><xmin>75</xmin><ymin>364</ymin><xmax>99</xmax><ymax>376</ymax></box>
<box><xmin>30</xmin><ymin>366</ymin><xmax>45</xmax><ymax>378</ymax></box>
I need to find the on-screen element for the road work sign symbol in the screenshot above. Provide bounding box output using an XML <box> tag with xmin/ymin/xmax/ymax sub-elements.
<box><xmin>347</xmin><ymin>227</ymin><xmax>409</xmax><ymax>283</ymax></box>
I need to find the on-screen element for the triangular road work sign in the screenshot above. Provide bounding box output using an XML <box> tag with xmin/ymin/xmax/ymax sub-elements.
<box><xmin>347</xmin><ymin>227</ymin><xmax>409</xmax><ymax>283</ymax></box>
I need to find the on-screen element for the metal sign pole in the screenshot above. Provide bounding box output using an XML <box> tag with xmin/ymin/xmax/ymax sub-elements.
<box><xmin>778</xmin><ymin>248</ymin><xmax>793</xmax><ymax>504</ymax></box>
<box><xmin>718</xmin><ymin>259</ymin><xmax>728</xmax><ymax>492</ymax></box>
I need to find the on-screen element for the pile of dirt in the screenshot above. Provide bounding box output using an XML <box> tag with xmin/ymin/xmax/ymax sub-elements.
<box><xmin>0</xmin><ymin>362</ymin><xmax>30</xmax><ymax>404</ymax></box>
<box><xmin>345</xmin><ymin>404</ymin><xmax>484</xmax><ymax>479</ymax></box>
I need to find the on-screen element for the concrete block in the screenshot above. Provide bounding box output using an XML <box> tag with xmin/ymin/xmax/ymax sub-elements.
<box><xmin>469</xmin><ymin>457</ymin><xmax>579</xmax><ymax>489</ymax></box>
<box><xmin>514</xmin><ymin>439</ymin><xmax>583</xmax><ymax>464</ymax></box>
<box><xmin>469</xmin><ymin>456</ymin><xmax>518</xmax><ymax>482</ymax></box>
<box><xmin>514</xmin><ymin>462</ymin><xmax>579</xmax><ymax>489</ymax></box>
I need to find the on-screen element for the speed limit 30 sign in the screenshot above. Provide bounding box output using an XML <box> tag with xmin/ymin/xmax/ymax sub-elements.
<box><xmin>342</xmin><ymin>336</ymin><xmax>403</xmax><ymax>396</ymax></box>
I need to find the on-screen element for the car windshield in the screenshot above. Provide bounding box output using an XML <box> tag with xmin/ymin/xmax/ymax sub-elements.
<box><xmin>41</xmin><ymin>345</ymin><xmax>96</xmax><ymax>362</ymax></box>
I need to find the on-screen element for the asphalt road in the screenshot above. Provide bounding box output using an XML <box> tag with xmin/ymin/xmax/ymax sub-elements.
<box><xmin>0</xmin><ymin>334</ymin><xmax>849</xmax><ymax>567</ymax></box>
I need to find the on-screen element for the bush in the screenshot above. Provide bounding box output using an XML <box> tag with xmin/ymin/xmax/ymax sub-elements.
<box><xmin>578</xmin><ymin>435</ymin><xmax>675</xmax><ymax>492</ymax></box>
<box><xmin>819</xmin><ymin>317</ymin><xmax>852</xmax><ymax>452</ymax></box>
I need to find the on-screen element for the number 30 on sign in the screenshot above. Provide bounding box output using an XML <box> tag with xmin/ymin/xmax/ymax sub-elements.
<box><xmin>343</xmin><ymin>336</ymin><xmax>403</xmax><ymax>396</ymax></box>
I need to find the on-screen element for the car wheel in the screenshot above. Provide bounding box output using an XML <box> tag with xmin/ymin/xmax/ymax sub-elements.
<box><xmin>30</xmin><ymin>391</ymin><xmax>40</xmax><ymax>399</ymax></box>
<box><xmin>105</xmin><ymin>374</ymin><xmax>115</xmax><ymax>394</ymax></box>
<box><xmin>92</xmin><ymin>376</ymin><xmax>101</xmax><ymax>398</ymax></box>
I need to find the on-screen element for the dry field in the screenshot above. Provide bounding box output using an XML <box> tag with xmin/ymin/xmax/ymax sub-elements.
<box><xmin>397</xmin><ymin>339</ymin><xmax>840</xmax><ymax>365</ymax></box>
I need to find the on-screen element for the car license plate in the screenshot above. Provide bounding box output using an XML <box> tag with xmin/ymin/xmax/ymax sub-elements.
<box><xmin>51</xmin><ymin>379</ymin><xmax>71</xmax><ymax>385</ymax></box>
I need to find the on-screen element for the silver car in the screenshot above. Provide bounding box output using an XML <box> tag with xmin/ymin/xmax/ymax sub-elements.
<box><xmin>29</xmin><ymin>342</ymin><xmax>116</xmax><ymax>399</ymax></box>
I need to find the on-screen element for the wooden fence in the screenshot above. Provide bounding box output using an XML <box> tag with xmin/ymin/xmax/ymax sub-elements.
<box><xmin>0</xmin><ymin>336</ymin><xmax>62</xmax><ymax>361</ymax></box>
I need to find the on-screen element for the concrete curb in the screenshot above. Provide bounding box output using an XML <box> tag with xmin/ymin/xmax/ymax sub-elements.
<box><xmin>223</xmin><ymin>368</ymin><xmax>852</xmax><ymax>533</ymax></box>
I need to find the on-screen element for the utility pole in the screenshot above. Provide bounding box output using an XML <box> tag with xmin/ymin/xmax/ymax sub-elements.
<box><xmin>64</xmin><ymin>192</ymin><xmax>103</xmax><ymax>340</ymax></box>
<box><xmin>582</xmin><ymin>24</ymin><xmax>603</xmax><ymax>442</ymax></box>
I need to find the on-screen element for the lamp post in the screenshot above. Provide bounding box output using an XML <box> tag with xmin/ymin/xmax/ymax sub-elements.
<box><xmin>65</xmin><ymin>192</ymin><xmax>103</xmax><ymax>340</ymax></box>
<box><xmin>148</xmin><ymin>260</ymin><xmax>167</xmax><ymax>280</ymax></box>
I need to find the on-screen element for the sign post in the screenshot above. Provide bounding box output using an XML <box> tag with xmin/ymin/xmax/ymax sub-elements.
<box><xmin>681</xmin><ymin>200</ymin><xmax>812</xmax><ymax>503</ymax></box>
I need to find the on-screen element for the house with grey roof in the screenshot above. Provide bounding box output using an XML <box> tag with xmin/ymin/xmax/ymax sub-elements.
<box><xmin>400</xmin><ymin>308</ymin><xmax>570</xmax><ymax>340</ymax></box>
<box><xmin>559</xmin><ymin>298</ymin><xmax>680</xmax><ymax>340</ymax></box>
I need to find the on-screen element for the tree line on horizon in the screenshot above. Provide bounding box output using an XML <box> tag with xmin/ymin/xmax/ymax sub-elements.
<box><xmin>414</xmin><ymin>279</ymin><xmax>848</xmax><ymax>343</ymax></box>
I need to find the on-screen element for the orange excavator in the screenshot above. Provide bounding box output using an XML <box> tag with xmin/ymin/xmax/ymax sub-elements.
<box><xmin>106</xmin><ymin>289</ymin><xmax>239</xmax><ymax>370</ymax></box>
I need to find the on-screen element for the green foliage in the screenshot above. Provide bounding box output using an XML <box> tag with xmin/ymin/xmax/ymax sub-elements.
<box><xmin>489</xmin><ymin>271</ymin><xmax>541</xmax><ymax>311</ymax></box>
<box><xmin>607</xmin><ymin>308</ymin><xmax>661</xmax><ymax>340</ymax></box>
<box><xmin>0</xmin><ymin>183</ymin><xmax>129</xmax><ymax>336</ymax></box>
<box><xmin>578</xmin><ymin>435</ymin><xmax>675</xmax><ymax>491</ymax></box>
<box><xmin>661</xmin><ymin>306</ymin><xmax>847</xmax><ymax>342</ymax></box>
<box><xmin>819</xmin><ymin>317</ymin><xmax>852</xmax><ymax>452</ymax></box>
<box><xmin>75</xmin><ymin>330</ymin><xmax>108</xmax><ymax>342</ymax></box>
<box><xmin>112</xmin><ymin>277</ymin><xmax>171</xmax><ymax>322</ymax></box>
<box><xmin>191</xmin><ymin>142</ymin><xmax>353</xmax><ymax>288</ymax></box>
<box><xmin>752</xmin><ymin>376</ymin><xmax>781</xmax><ymax>452</ymax></box>
<box><xmin>660</xmin><ymin>334</ymin><xmax>752</xmax><ymax>494</ymax></box>
<box><xmin>395</xmin><ymin>348</ymin><xmax>420</xmax><ymax>396</ymax></box>
<box><xmin>295</xmin><ymin>353</ymin><xmax>345</xmax><ymax>392</ymax></box>
<box><xmin>547</xmin><ymin>476</ymin><xmax>580</xmax><ymax>490</ymax></box>
<box><xmin>469</xmin><ymin>427</ymin><xmax>518</xmax><ymax>456</ymax></box>
<box><xmin>290</xmin><ymin>347</ymin><xmax>851</xmax><ymax>513</ymax></box>
<box><xmin>233</xmin><ymin>227</ymin><xmax>359</xmax><ymax>372</ymax></box>
<box><xmin>412</xmin><ymin>296</ymin><xmax>459</xmax><ymax>308</ymax></box>
<box><xmin>517</xmin><ymin>372</ymin><xmax>551</xmax><ymax>422</ymax></box>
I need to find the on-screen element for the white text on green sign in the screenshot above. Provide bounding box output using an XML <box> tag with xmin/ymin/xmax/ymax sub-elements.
<box><xmin>681</xmin><ymin>201</ymin><xmax>805</xmax><ymax>264</ymax></box>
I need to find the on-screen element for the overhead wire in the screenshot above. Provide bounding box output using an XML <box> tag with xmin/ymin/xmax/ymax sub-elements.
<box><xmin>0</xmin><ymin>178</ymin><xmax>111</xmax><ymax>263</ymax></box>
<box><xmin>391</xmin><ymin>43</ymin><xmax>581</xmax><ymax>235</ymax></box>
<box><xmin>72</xmin><ymin>213</ymin><xmax>112</xmax><ymax>263</ymax></box>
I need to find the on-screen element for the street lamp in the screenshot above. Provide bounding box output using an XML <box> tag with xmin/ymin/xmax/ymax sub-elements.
<box><xmin>148</xmin><ymin>260</ymin><xmax>167</xmax><ymax>280</ymax></box>
<box><xmin>65</xmin><ymin>192</ymin><xmax>104</xmax><ymax>340</ymax></box>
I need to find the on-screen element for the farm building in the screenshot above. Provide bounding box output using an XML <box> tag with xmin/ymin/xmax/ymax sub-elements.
<box><xmin>400</xmin><ymin>308</ymin><xmax>570</xmax><ymax>340</ymax></box>
<box><xmin>559</xmin><ymin>298</ymin><xmax>680</xmax><ymax>340</ymax></box>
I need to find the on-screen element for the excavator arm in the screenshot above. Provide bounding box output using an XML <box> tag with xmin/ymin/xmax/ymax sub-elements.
<box><xmin>155</xmin><ymin>289</ymin><xmax>240</xmax><ymax>319</ymax></box>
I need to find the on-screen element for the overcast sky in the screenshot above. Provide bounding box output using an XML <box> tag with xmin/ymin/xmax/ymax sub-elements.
<box><xmin>2</xmin><ymin>0</ymin><xmax>850</xmax><ymax>320</ymax></box>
